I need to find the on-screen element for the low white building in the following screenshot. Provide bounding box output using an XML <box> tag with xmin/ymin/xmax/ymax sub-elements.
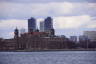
<box><xmin>84</xmin><ymin>31</ymin><xmax>96</xmax><ymax>42</ymax></box>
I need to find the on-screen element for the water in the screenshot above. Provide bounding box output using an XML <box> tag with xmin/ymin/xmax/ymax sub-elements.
<box><xmin>0</xmin><ymin>51</ymin><xmax>96</xmax><ymax>64</ymax></box>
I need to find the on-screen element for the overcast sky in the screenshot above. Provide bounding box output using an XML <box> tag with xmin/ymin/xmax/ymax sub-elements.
<box><xmin>0</xmin><ymin>0</ymin><xmax>96</xmax><ymax>38</ymax></box>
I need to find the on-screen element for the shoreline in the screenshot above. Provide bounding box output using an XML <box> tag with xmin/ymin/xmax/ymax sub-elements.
<box><xmin>0</xmin><ymin>49</ymin><xmax>96</xmax><ymax>52</ymax></box>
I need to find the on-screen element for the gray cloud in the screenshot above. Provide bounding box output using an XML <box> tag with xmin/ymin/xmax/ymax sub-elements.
<box><xmin>0</xmin><ymin>2</ymin><xmax>96</xmax><ymax>20</ymax></box>
<box><xmin>0</xmin><ymin>1</ymin><xmax>96</xmax><ymax>38</ymax></box>
<box><xmin>0</xmin><ymin>0</ymin><xmax>96</xmax><ymax>3</ymax></box>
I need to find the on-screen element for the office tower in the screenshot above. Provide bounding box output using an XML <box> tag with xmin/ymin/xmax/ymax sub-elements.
<box><xmin>44</xmin><ymin>17</ymin><xmax>55</xmax><ymax>36</ymax></box>
<box><xmin>28</xmin><ymin>17</ymin><xmax>36</xmax><ymax>32</ymax></box>
<box><xmin>40</xmin><ymin>21</ymin><xmax>44</xmax><ymax>32</ymax></box>
<box><xmin>84</xmin><ymin>31</ymin><xmax>96</xmax><ymax>42</ymax></box>
<box><xmin>44</xmin><ymin>17</ymin><xmax>53</xmax><ymax>31</ymax></box>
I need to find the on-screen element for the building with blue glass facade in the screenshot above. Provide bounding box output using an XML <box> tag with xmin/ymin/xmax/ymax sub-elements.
<box><xmin>44</xmin><ymin>17</ymin><xmax>53</xmax><ymax>31</ymax></box>
<box><xmin>28</xmin><ymin>17</ymin><xmax>36</xmax><ymax>32</ymax></box>
<box><xmin>44</xmin><ymin>17</ymin><xmax>55</xmax><ymax>36</ymax></box>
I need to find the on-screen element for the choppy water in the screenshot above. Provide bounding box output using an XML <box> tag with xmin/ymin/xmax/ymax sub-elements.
<box><xmin>0</xmin><ymin>51</ymin><xmax>96</xmax><ymax>64</ymax></box>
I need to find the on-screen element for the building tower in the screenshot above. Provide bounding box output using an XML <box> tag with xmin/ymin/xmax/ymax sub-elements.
<box><xmin>44</xmin><ymin>17</ymin><xmax>53</xmax><ymax>31</ymax></box>
<box><xmin>14</xmin><ymin>28</ymin><xmax>19</xmax><ymax>39</ymax></box>
<box><xmin>28</xmin><ymin>17</ymin><xmax>36</xmax><ymax>33</ymax></box>
<box><xmin>40</xmin><ymin>21</ymin><xmax>44</xmax><ymax>32</ymax></box>
<box><xmin>44</xmin><ymin>17</ymin><xmax>55</xmax><ymax>36</ymax></box>
<box><xmin>14</xmin><ymin>28</ymin><xmax>19</xmax><ymax>49</ymax></box>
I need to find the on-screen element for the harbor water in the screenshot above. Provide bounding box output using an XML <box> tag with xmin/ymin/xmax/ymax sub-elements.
<box><xmin>0</xmin><ymin>51</ymin><xmax>96</xmax><ymax>64</ymax></box>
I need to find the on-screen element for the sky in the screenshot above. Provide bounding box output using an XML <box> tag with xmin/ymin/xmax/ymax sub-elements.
<box><xmin>0</xmin><ymin>0</ymin><xmax>96</xmax><ymax>39</ymax></box>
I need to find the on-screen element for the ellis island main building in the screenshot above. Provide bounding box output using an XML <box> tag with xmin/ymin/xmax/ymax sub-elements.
<box><xmin>0</xmin><ymin>17</ymin><xmax>75</xmax><ymax>51</ymax></box>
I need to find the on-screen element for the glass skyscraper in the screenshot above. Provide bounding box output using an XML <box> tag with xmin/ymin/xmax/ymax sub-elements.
<box><xmin>44</xmin><ymin>17</ymin><xmax>53</xmax><ymax>31</ymax></box>
<box><xmin>28</xmin><ymin>17</ymin><xmax>36</xmax><ymax>32</ymax></box>
<box><xmin>40</xmin><ymin>21</ymin><xmax>44</xmax><ymax>32</ymax></box>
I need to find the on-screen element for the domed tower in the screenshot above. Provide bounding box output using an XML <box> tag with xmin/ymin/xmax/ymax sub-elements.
<box><xmin>14</xmin><ymin>28</ymin><xmax>19</xmax><ymax>39</ymax></box>
<box><xmin>14</xmin><ymin>27</ymin><xmax>19</xmax><ymax>49</ymax></box>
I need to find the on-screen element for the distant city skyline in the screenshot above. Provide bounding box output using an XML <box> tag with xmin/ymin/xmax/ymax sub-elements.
<box><xmin>0</xmin><ymin>0</ymin><xmax>96</xmax><ymax>38</ymax></box>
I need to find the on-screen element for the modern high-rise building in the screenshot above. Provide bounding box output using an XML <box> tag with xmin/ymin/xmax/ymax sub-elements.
<box><xmin>28</xmin><ymin>17</ymin><xmax>36</xmax><ymax>32</ymax></box>
<box><xmin>40</xmin><ymin>21</ymin><xmax>44</xmax><ymax>32</ymax></box>
<box><xmin>44</xmin><ymin>17</ymin><xmax>53</xmax><ymax>31</ymax></box>
<box><xmin>84</xmin><ymin>31</ymin><xmax>96</xmax><ymax>41</ymax></box>
<box><xmin>44</xmin><ymin>17</ymin><xmax>55</xmax><ymax>36</ymax></box>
